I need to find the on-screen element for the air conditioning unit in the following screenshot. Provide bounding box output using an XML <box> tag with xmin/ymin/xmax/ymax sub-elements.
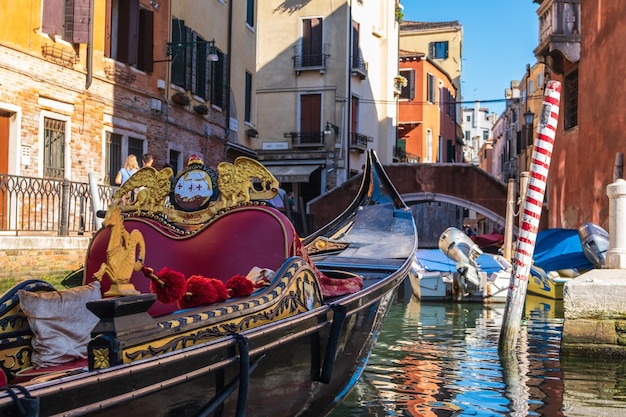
<box><xmin>150</xmin><ymin>98</ymin><xmax>162</xmax><ymax>113</ymax></box>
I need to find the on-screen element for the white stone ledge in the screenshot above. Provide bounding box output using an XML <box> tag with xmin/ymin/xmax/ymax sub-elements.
<box><xmin>564</xmin><ymin>269</ymin><xmax>626</xmax><ymax>319</ymax></box>
<box><xmin>0</xmin><ymin>236</ymin><xmax>90</xmax><ymax>251</ymax></box>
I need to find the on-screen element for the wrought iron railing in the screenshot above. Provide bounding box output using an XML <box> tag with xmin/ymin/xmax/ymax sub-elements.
<box><xmin>283</xmin><ymin>131</ymin><xmax>325</xmax><ymax>148</ymax></box>
<box><xmin>351</xmin><ymin>53</ymin><xmax>368</xmax><ymax>78</ymax></box>
<box><xmin>0</xmin><ymin>174</ymin><xmax>116</xmax><ymax>236</ymax></box>
<box><xmin>292</xmin><ymin>44</ymin><xmax>329</xmax><ymax>71</ymax></box>
<box><xmin>349</xmin><ymin>133</ymin><xmax>372</xmax><ymax>151</ymax></box>
<box><xmin>393</xmin><ymin>147</ymin><xmax>421</xmax><ymax>163</ymax></box>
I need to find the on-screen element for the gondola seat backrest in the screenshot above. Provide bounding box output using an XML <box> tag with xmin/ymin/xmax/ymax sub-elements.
<box><xmin>84</xmin><ymin>205</ymin><xmax>300</xmax><ymax>316</ymax></box>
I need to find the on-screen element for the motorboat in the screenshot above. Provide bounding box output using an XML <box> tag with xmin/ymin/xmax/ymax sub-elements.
<box><xmin>408</xmin><ymin>227</ymin><xmax>511</xmax><ymax>303</ymax></box>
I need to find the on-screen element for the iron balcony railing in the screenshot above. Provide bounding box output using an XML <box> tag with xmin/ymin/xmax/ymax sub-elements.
<box><xmin>351</xmin><ymin>53</ymin><xmax>368</xmax><ymax>79</ymax></box>
<box><xmin>0</xmin><ymin>174</ymin><xmax>116</xmax><ymax>236</ymax></box>
<box><xmin>292</xmin><ymin>44</ymin><xmax>329</xmax><ymax>72</ymax></box>
<box><xmin>350</xmin><ymin>132</ymin><xmax>372</xmax><ymax>152</ymax></box>
<box><xmin>283</xmin><ymin>131</ymin><xmax>326</xmax><ymax>148</ymax></box>
<box><xmin>393</xmin><ymin>147</ymin><xmax>421</xmax><ymax>163</ymax></box>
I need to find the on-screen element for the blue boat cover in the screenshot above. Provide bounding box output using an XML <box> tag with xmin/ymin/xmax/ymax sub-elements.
<box><xmin>533</xmin><ymin>228</ymin><xmax>593</xmax><ymax>272</ymax></box>
<box><xmin>415</xmin><ymin>249</ymin><xmax>506</xmax><ymax>275</ymax></box>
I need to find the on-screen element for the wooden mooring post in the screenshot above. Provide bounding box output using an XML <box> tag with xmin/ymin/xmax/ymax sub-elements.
<box><xmin>498</xmin><ymin>80</ymin><xmax>561</xmax><ymax>355</ymax></box>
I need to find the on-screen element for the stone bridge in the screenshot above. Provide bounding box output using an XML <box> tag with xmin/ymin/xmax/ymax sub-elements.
<box><xmin>309</xmin><ymin>163</ymin><xmax>509</xmax><ymax>231</ymax></box>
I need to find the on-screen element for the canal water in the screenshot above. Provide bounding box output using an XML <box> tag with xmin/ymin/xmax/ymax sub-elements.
<box><xmin>329</xmin><ymin>284</ymin><xmax>626</xmax><ymax>417</ymax></box>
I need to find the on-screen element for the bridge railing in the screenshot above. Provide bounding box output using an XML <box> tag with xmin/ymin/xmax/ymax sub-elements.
<box><xmin>0</xmin><ymin>174</ymin><xmax>115</xmax><ymax>236</ymax></box>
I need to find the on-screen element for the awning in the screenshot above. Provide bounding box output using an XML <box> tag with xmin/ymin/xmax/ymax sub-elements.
<box><xmin>266</xmin><ymin>165</ymin><xmax>320</xmax><ymax>183</ymax></box>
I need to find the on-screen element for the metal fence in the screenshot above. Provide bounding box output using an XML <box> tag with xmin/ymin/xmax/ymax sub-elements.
<box><xmin>0</xmin><ymin>174</ymin><xmax>116</xmax><ymax>236</ymax></box>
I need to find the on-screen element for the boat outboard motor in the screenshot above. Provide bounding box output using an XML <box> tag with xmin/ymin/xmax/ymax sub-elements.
<box><xmin>438</xmin><ymin>227</ymin><xmax>483</xmax><ymax>290</ymax></box>
<box><xmin>578</xmin><ymin>222</ymin><xmax>609</xmax><ymax>268</ymax></box>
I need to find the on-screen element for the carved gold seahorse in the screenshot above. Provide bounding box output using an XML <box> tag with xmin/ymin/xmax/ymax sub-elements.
<box><xmin>93</xmin><ymin>206</ymin><xmax>146</xmax><ymax>296</ymax></box>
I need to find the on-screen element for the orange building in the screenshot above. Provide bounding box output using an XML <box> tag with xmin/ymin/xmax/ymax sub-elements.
<box><xmin>397</xmin><ymin>51</ymin><xmax>461</xmax><ymax>163</ymax></box>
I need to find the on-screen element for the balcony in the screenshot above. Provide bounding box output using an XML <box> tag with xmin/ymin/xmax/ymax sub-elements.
<box><xmin>283</xmin><ymin>131</ymin><xmax>326</xmax><ymax>149</ymax></box>
<box><xmin>534</xmin><ymin>0</ymin><xmax>580</xmax><ymax>73</ymax></box>
<box><xmin>293</xmin><ymin>44</ymin><xmax>329</xmax><ymax>74</ymax></box>
<box><xmin>349</xmin><ymin>133</ymin><xmax>372</xmax><ymax>152</ymax></box>
<box><xmin>351</xmin><ymin>53</ymin><xmax>368</xmax><ymax>79</ymax></box>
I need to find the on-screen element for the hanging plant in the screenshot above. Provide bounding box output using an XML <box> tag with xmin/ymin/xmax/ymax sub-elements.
<box><xmin>394</xmin><ymin>75</ymin><xmax>408</xmax><ymax>88</ymax></box>
<box><xmin>193</xmin><ymin>104</ymin><xmax>209</xmax><ymax>115</ymax></box>
<box><xmin>172</xmin><ymin>92</ymin><xmax>190</xmax><ymax>106</ymax></box>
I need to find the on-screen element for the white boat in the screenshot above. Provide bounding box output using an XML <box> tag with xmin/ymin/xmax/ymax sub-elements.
<box><xmin>408</xmin><ymin>227</ymin><xmax>512</xmax><ymax>303</ymax></box>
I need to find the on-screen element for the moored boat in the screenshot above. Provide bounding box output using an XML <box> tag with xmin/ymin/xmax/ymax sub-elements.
<box><xmin>0</xmin><ymin>150</ymin><xmax>417</xmax><ymax>416</ymax></box>
<box><xmin>409</xmin><ymin>227</ymin><xmax>511</xmax><ymax>303</ymax></box>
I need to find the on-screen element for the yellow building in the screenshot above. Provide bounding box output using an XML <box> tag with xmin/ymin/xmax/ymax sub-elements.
<box><xmin>255</xmin><ymin>1</ymin><xmax>400</xmax><ymax>202</ymax></box>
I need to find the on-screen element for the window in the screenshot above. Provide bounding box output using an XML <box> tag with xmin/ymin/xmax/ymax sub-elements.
<box><xmin>171</xmin><ymin>19</ymin><xmax>211</xmax><ymax>99</ymax></box>
<box><xmin>564</xmin><ymin>69</ymin><xmax>578</xmax><ymax>130</ymax></box>
<box><xmin>299</xmin><ymin>94</ymin><xmax>322</xmax><ymax>145</ymax></box>
<box><xmin>246</xmin><ymin>0</ymin><xmax>254</xmax><ymax>27</ymax></box>
<box><xmin>105</xmin><ymin>131</ymin><xmax>145</xmax><ymax>185</ymax></box>
<box><xmin>106</xmin><ymin>0</ymin><xmax>154</xmax><ymax>72</ymax></box>
<box><xmin>105</xmin><ymin>132</ymin><xmax>122</xmax><ymax>186</ymax></box>
<box><xmin>245</xmin><ymin>71</ymin><xmax>252</xmax><ymax>123</ymax></box>
<box><xmin>210</xmin><ymin>50</ymin><xmax>226</xmax><ymax>109</ymax></box>
<box><xmin>169</xmin><ymin>149</ymin><xmax>181</xmax><ymax>174</ymax></box>
<box><xmin>538</xmin><ymin>73</ymin><xmax>543</xmax><ymax>89</ymax></box>
<box><xmin>42</xmin><ymin>0</ymin><xmax>89</xmax><ymax>44</ymax></box>
<box><xmin>429</xmin><ymin>41</ymin><xmax>448</xmax><ymax>59</ymax></box>
<box><xmin>483</xmin><ymin>130</ymin><xmax>489</xmax><ymax>140</ymax></box>
<box><xmin>466</xmin><ymin>115</ymin><xmax>471</xmax><ymax>122</ymax></box>
<box><xmin>301</xmin><ymin>18</ymin><xmax>323</xmax><ymax>67</ymax></box>
<box><xmin>427</xmin><ymin>73</ymin><xmax>436</xmax><ymax>103</ymax></box>
<box><xmin>426</xmin><ymin>129</ymin><xmax>433</xmax><ymax>162</ymax></box>
<box><xmin>43</xmin><ymin>117</ymin><xmax>66</xmax><ymax>179</ymax></box>
<box><xmin>399</xmin><ymin>69</ymin><xmax>415</xmax><ymax>100</ymax></box>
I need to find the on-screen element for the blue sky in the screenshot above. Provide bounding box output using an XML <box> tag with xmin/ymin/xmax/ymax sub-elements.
<box><xmin>402</xmin><ymin>1</ymin><xmax>539</xmax><ymax>115</ymax></box>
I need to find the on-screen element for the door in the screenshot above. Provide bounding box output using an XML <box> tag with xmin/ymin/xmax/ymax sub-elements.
<box><xmin>299</xmin><ymin>94</ymin><xmax>321</xmax><ymax>145</ymax></box>
<box><xmin>0</xmin><ymin>112</ymin><xmax>9</xmax><ymax>229</ymax></box>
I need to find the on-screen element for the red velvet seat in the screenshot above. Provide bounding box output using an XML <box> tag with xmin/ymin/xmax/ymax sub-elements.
<box><xmin>85</xmin><ymin>206</ymin><xmax>299</xmax><ymax>316</ymax></box>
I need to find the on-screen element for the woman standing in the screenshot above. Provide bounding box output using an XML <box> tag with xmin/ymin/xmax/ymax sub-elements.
<box><xmin>115</xmin><ymin>154</ymin><xmax>140</xmax><ymax>185</ymax></box>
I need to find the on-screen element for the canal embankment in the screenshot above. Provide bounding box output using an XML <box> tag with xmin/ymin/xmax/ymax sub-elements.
<box><xmin>562</xmin><ymin>178</ymin><xmax>626</xmax><ymax>358</ymax></box>
<box><xmin>0</xmin><ymin>236</ymin><xmax>89</xmax><ymax>281</ymax></box>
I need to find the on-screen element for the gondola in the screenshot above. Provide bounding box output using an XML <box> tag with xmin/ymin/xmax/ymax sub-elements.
<box><xmin>0</xmin><ymin>150</ymin><xmax>417</xmax><ymax>417</ymax></box>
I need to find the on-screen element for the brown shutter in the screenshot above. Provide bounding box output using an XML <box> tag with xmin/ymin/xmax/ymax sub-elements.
<box><xmin>127</xmin><ymin>0</ymin><xmax>139</xmax><ymax>65</ymax></box>
<box><xmin>104</xmin><ymin>0</ymin><xmax>112</xmax><ymax>57</ymax></box>
<box><xmin>138</xmin><ymin>9</ymin><xmax>154</xmax><ymax>72</ymax></box>
<box><xmin>42</xmin><ymin>0</ymin><xmax>64</xmax><ymax>37</ymax></box>
<box><xmin>64</xmin><ymin>0</ymin><xmax>90</xmax><ymax>44</ymax></box>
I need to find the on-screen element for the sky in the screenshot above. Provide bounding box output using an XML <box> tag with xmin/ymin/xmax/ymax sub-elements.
<box><xmin>402</xmin><ymin>0</ymin><xmax>539</xmax><ymax>115</ymax></box>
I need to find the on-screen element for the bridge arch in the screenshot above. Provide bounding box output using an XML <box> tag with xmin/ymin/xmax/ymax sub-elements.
<box><xmin>309</xmin><ymin>163</ymin><xmax>510</xmax><ymax>232</ymax></box>
<box><xmin>402</xmin><ymin>192</ymin><xmax>506</xmax><ymax>225</ymax></box>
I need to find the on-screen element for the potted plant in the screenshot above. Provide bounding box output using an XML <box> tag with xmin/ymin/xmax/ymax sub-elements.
<box><xmin>172</xmin><ymin>92</ymin><xmax>190</xmax><ymax>106</ymax></box>
<box><xmin>193</xmin><ymin>104</ymin><xmax>209</xmax><ymax>115</ymax></box>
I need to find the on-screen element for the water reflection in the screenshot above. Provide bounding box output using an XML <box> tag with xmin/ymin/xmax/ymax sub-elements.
<box><xmin>328</xmin><ymin>292</ymin><xmax>626</xmax><ymax>416</ymax></box>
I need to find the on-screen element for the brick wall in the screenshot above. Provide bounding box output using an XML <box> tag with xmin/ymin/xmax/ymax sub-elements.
<box><xmin>0</xmin><ymin>236</ymin><xmax>89</xmax><ymax>281</ymax></box>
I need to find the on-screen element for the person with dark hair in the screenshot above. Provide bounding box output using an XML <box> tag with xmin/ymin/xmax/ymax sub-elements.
<box><xmin>142</xmin><ymin>153</ymin><xmax>154</xmax><ymax>168</ymax></box>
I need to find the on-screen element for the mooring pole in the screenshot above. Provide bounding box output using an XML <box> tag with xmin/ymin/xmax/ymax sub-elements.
<box><xmin>503</xmin><ymin>178</ymin><xmax>516</xmax><ymax>261</ymax></box>
<box><xmin>498</xmin><ymin>80</ymin><xmax>561</xmax><ymax>354</ymax></box>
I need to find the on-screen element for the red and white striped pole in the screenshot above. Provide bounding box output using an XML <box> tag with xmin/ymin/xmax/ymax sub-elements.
<box><xmin>499</xmin><ymin>80</ymin><xmax>561</xmax><ymax>354</ymax></box>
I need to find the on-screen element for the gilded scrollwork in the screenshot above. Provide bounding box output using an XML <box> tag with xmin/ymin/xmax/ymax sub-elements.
<box><xmin>113</xmin><ymin>167</ymin><xmax>174</xmax><ymax>214</ymax></box>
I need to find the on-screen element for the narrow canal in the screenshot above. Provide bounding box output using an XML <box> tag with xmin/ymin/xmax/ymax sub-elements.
<box><xmin>329</xmin><ymin>282</ymin><xmax>626</xmax><ymax>416</ymax></box>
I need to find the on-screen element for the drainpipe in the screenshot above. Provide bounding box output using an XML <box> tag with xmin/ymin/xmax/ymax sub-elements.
<box><xmin>86</xmin><ymin>0</ymin><xmax>94</xmax><ymax>89</ymax></box>
<box><xmin>346</xmin><ymin>0</ymin><xmax>352</xmax><ymax>178</ymax></box>
<box><xmin>224</xmin><ymin>0</ymin><xmax>233</xmax><ymax>139</ymax></box>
